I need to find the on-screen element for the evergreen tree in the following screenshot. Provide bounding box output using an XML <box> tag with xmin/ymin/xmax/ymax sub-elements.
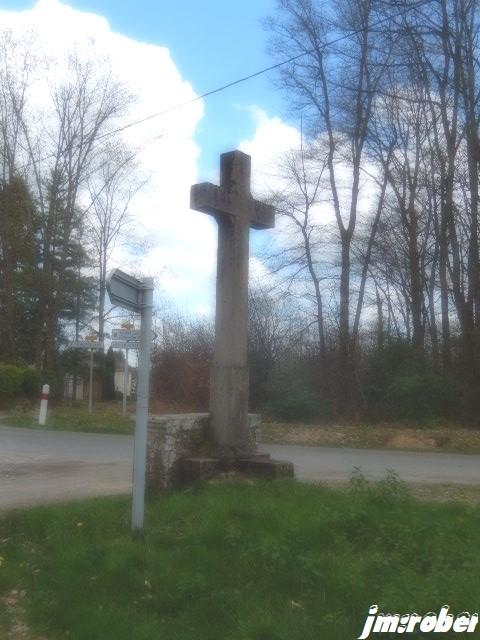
<box><xmin>0</xmin><ymin>176</ymin><xmax>41</xmax><ymax>363</ymax></box>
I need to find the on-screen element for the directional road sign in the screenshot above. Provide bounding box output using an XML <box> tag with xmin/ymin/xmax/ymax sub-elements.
<box><xmin>111</xmin><ymin>340</ymin><xmax>139</xmax><ymax>349</ymax></box>
<box><xmin>106</xmin><ymin>268</ymin><xmax>154</xmax><ymax>533</ymax></box>
<box><xmin>106</xmin><ymin>269</ymin><xmax>147</xmax><ymax>312</ymax></box>
<box><xmin>71</xmin><ymin>340</ymin><xmax>103</xmax><ymax>350</ymax></box>
<box><xmin>112</xmin><ymin>329</ymin><xmax>141</xmax><ymax>341</ymax></box>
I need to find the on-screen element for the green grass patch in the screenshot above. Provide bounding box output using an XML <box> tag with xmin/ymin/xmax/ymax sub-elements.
<box><xmin>3</xmin><ymin>403</ymin><xmax>133</xmax><ymax>434</ymax></box>
<box><xmin>1</xmin><ymin>478</ymin><xmax>480</xmax><ymax>639</ymax></box>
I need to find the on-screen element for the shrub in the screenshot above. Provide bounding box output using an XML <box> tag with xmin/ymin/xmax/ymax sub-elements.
<box><xmin>151</xmin><ymin>347</ymin><xmax>210</xmax><ymax>410</ymax></box>
<box><xmin>362</xmin><ymin>340</ymin><xmax>421</xmax><ymax>408</ymax></box>
<box><xmin>361</xmin><ymin>341</ymin><xmax>461</xmax><ymax>421</ymax></box>
<box><xmin>0</xmin><ymin>364</ymin><xmax>24</xmax><ymax>398</ymax></box>
<box><xmin>38</xmin><ymin>368</ymin><xmax>62</xmax><ymax>399</ymax></box>
<box><xmin>0</xmin><ymin>363</ymin><xmax>41</xmax><ymax>399</ymax></box>
<box><xmin>21</xmin><ymin>367</ymin><xmax>41</xmax><ymax>398</ymax></box>
<box><xmin>264</xmin><ymin>365</ymin><xmax>321</xmax><ymax>421</ymax></box>
<box><xmin>383</xmin><ymin>373</ymin><xmax>460</xmax><ymax>421</ymax></box>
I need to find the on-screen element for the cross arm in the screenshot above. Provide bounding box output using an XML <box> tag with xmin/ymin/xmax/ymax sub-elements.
<box><xmin>250</xmin><ymin>201</ymin><xmax>275</xmax><ymax>230</ymax></box>
<box><xmin>190</xmin><ymin>182</ymin><xmax>275</xmax><ymax>230</ymax></box>
<box><xmin>190</xmin><ymin>182</ymin><xmax>235</xmax><ymax>219</ymax></box>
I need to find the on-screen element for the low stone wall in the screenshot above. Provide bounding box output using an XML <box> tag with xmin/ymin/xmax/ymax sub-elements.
<box><xmin>146</xmin><ymin>413</ymin><xmax>261</xmax><ymax>491</ymax></box>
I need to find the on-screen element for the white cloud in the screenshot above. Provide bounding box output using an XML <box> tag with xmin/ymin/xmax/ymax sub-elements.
<box><xmin>249</xmin><ymin>256</ymin><xmax>271</xmax><ymax>285</ymax></box>
<box><xmin>239</xmin><ymin>107</ymin><xmax>381</xmax><ymax>297</ymax></box>
<box><xmin>0</xmin><ymin>0</ymin><xmax>217</xmax><ymax>315</ymax></box>
<box><xmin>239</xmin><ymin>106</ymin><xmax>300</xmax><ymax>197</ymax></box>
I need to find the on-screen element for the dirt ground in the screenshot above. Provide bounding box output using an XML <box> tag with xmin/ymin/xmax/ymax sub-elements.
<box><xmin>1</xmin><ymin>590</ymin><xmax>47</xmax><ymax>640</ymax></box>
<box><xmin>261</xmin><ymin>421</ymin><xmax>480</xmax><ymax>455</ymax></box>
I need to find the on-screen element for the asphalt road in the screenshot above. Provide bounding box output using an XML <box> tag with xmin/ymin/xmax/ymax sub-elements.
<box><xmin>1</xmin><ymin>425</ymin><xmax>480</xmax><ymax>509</ymax></box>
<box><xmin>0</xmin><ymin>425</ymin><xmax>133</xmax><ymax>510</ymax></box>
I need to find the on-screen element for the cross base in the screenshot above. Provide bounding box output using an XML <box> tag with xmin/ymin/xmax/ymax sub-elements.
<box><xmin>178</xmin><ymin>454</ymin><xmax>294</xmax><ymax>486</ymax></box>
<box><xmin>210</xmin><ymin>364</ymin><xmax>253</xmax><ymax>460</ymax></box>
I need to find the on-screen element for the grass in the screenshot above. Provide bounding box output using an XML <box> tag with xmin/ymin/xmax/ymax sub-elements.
<box><xmin>1</xmin><ymin>478</ymin><xmax>480</xmax><ymax>639</ymax></box>
<box><xmin>3</xmin><ymin>403</ymin><xmax>133</xmax><ymax>435</ymax></box>
<box><xmin>4</xmin><ymin>402</ymin><xmax>480</xmax><ymax>455</ymax></box>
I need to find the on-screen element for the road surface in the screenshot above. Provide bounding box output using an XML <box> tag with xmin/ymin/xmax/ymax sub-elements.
<box><xmin>1</xmin><ymin>425</ymin><xmax>480</xmax><ymax>509</ymax></box>
<box><xmin>0</xmin><ymin>425</ymin><xmax>133</xmax><ymax>510</ymax></box>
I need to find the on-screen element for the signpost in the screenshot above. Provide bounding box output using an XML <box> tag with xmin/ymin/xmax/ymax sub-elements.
<box><xmin>106</xmin><ymin>269</ymin><xmax>154</xmax><ymax>533</ymax></box>
<box><xmin>111</xmin><ymin>340</ymin><xmax>137</xmax><ymax>349</ymax></box>
<box><xmin>111</xmin><ymin>335</ymin><xmax>140</xmax><ymax>415</ymax></box>
<box><xmin>70</xmin><ymin>339</ymin><xmax>103</xmax><ymax>414</ymax></box>
<box><xmin>112</xmin><ymin>329</ymin><xmax>141</xmax><ymax>341</ymax></box>
<box><xmin>71</xmin><ymin>340</ymin><xmax>103</xmax><ymax>350</ymax></box>
<box><xmin>111</xmin><ymin>329</ymin><xmax>155</xmax><ymax>418</ymax></box>
<box><xmin>123</xmin><ymin>346</ymin><xmax>129</xmax><ymax>417</ymax></box>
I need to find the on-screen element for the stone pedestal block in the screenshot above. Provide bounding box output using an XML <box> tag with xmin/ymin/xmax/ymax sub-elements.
<box><xmin>146</xmin><ymin>413</ymin><xmax>261</xmax><ymax>491</ymax></box>
<box><xmin>237</xmin><ymin>457</ymin><xmax>295</xmax><ymax>479</ymax></box>
<box><xmin>179</xmin><ymin>457</ymin><xmax>221</xmax><ymax>485</ymax></box>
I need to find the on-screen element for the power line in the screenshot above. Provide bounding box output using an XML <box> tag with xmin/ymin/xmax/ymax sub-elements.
<box><xmin>98</xmin><ymin>0</ymin><xmax>431</xmax><ymax>142</ymax></box>
<box><xmin>14</xmin><ymin>0</ymin><xmax>430</xmax><ymax>173</ymax></box>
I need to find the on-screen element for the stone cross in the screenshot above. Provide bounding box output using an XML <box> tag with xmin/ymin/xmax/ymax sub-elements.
<box><xmin>190</xmin><ymin>150</ymin><xmax>274</xmax><ymax>459</ymax></box>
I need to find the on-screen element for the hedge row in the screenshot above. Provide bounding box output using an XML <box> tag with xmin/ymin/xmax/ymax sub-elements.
<box><xmin>0</xmin><ymin>364</ymin><xmax>41</xmax><ymax>398</ymax></box>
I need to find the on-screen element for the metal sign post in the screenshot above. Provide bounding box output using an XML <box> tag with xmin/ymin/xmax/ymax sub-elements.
<box><xmin>111</xmin><ymin>337</ymin><xmax>140</xmax><ymax>417</ymax></box>
<box><xmin>112</xmin><ymin>329</ymin><xmax>141</xmax><ymax>341</ymax></box>
<box><xmin>107</xmin><ymin>269</ymin><xmax>154</xmax><ymax>534</ymax></box>
<box><xmin>133</xmin><ymin>281</ymin><xmax>153</xmax><ymax>532</ymax></box>
<box><xmin>123</xmin><ymin>347</ymin><xmax>129</xmax><ymax>417</ymax></box>
<box><xmin>88</xmin><ymin>349</ymin><xmax>94</xmax><ymax>414</ymax></box>
<box><xmin>70</xmin><ymin>340</ymin><xmax>103</xmax><ymax>413</ymax></box>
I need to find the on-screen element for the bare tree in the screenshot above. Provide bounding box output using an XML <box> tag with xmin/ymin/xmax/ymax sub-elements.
<box><xmin>266</xmin><ymin>0</ymin><xmax>394</xmax><ymax>412</ymax></box>
<box><xmin>267</xmin><ymin>137</ymin><xmax>330</xmax><ymax>368</ymax></box>
<box><xmin>86</xmin><ymin>144</ymin><xmax>144</xmax><ymax>343</ymax></box>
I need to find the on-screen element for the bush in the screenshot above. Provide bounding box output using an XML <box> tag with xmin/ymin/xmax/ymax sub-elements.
<box><xmin>264</xmin><ymin>364</ymin><xmax>322</xmax><ymax>421</ymax></box>
<box><xmin>362</xmin><ymin>340</ymin><xmax>421</xmax><ymax>408</ymax></box>
<box><xmin>361</xmin><ymin>341</ymin><xmax>461</xmax><ymax>421</ymax></box>
<box><xmin>383</xmin><ymin>373</ymin><xmax>460</xmax><ymax>421</ymax></box>
<box><xmin>0</xmin><ymin>364</ymin><xmax>24</xmax><ymax>398</ymax></box>
<box><xmin>151</xmin><ymin>347</ymin><xmax>210</xmax><ymax>410</ymax></box>
<box><xmin>21</xmin><ymin>367</ymin><xmax>41</xmax><ymax>397</ymax></box>
<box><xmin>38</xmin><ymin>368</ymin><xmax>62</xmax><ymax>399</ymax></box>
<box><xmin>0</xmin><ymin>363</ymin><xmax>41</xmax><ymax>399</ymax></box>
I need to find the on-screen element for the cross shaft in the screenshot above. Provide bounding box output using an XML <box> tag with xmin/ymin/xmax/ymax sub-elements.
<box><xmin>190</xmin><ymin>150</ymin><xmax>275</xmax><ymax>459</ymax></box>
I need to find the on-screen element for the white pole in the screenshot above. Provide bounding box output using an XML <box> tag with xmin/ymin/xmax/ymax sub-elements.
<box><xmin>88</xmin><ymin>348</ymin><xmax>94</xmax><ymax>415</ymax></box>
<box><xmin>122</xmin><ymin>347</ymin><xmax>129</xmax><ymax>416</ymax></box>
<box><xmin>131</xmin><ymin>278</ymin><xmax>154</xmax><ymax>533</ymax></box>
<box><xmin>38</xmin><ymin>384</ymin><xmax>50</xmax><ymax>426</ymax></box>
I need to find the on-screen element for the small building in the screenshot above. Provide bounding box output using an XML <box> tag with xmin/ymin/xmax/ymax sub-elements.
<box><xmin>63</xmin><ymin>374</ymin><xmax>102</xmax><ymax>401</ymax></box>
<box><xmin>113</xmin><ymin>353</ymin><xmax>136</xmax><ymax>398</ymax></box>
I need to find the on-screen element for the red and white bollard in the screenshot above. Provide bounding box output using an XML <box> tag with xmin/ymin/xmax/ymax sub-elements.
<box><xmin>38</xmin><ymin>384</ymin><xmax>50</xmax><ymax>426</ymax></box>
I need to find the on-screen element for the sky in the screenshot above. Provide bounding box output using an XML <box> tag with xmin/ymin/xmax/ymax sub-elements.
<box><xmin>0</xmin><ymin>0</ymin><xmax>304</xmax><ymax>317</ymax></box>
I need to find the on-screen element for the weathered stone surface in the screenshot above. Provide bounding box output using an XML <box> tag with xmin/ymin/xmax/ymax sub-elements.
<box><xmin>190</xmin><ymin>151</ymin><xmax>275</xmax><ymax>460</ymax></box>
<box><xmin>179</xmin><ymin>457</ymin><xmax>221</xmax><ymax>485</ymax></box>
<box><xmin>146</xmin><ymin>413</ymin><xmax>208</xmax><ymax>492</ymax></box>
<box><xmin>236</xmin><ymin>457</ymin><xmax>295</xmax><ymax>479</ymax></box>
<box><xmin>187</xmin><ymin>150</ymin><xmax>294</xmax><ymax>481</ymax></box>
<box><xmin>146</xmin><ymin>413</ymin><xmax>261</xmax><ymax>491</ymax></box>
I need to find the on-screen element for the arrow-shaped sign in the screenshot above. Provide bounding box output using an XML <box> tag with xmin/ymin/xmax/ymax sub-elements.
<box><xmin>106</xmin><ymin>269</ymin><xmax>148</xmax><ymax>312</ymax></box>
<box><xmin>111</xmin><ymin>340</ymin><xmax>139</xmax><ymax>349</ymax></box>
<box><xmin>112</xmin><ymin>329</ymin><xmax>141</xmax><ymax>341</ymax></box>
<box><xmin>71</xmin><ymin>340</ymin><xmax>103</xmax><ymax>350</ymax></box>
